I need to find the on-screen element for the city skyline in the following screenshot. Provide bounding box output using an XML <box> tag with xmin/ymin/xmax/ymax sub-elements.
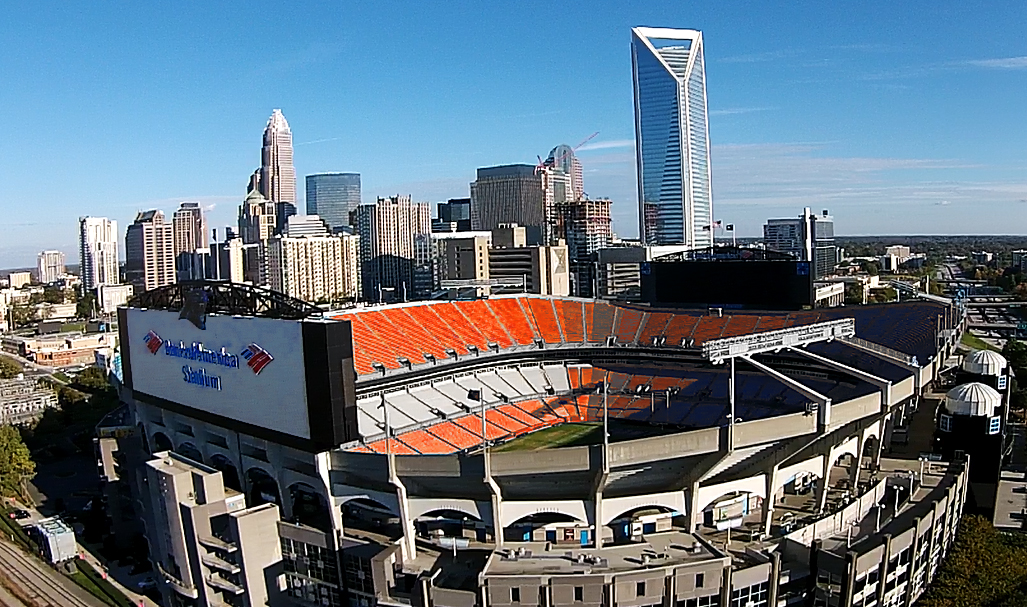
<box><xmin>2</xmin><ymin>1</ymin><xmax>1026</xmax><ymax>266</ymax></box>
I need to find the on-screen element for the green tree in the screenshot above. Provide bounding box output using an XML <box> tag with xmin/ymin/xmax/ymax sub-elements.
<box><xmin>0</xmin><ymin>426</ymin><xmax>35</xmax><ymax>499</ymax></box>
<box><xmin>76</xmin><ymin>292</ymin><xmax>96</xmax><ymax>319</ymax></box>
<box><xmin>72</xmin><ymin>366</ymin><xmax>110</xmax><ymax>393</ymax></box>
<box><xmin>0</xmin><ymin>355</ymin><xmax>21</xmax><ymax>379</ymax></box>
<box><xmin>1003</xmin><ymin>340</ymin><xmax>1027</xmax><ymax>376</ymax></box>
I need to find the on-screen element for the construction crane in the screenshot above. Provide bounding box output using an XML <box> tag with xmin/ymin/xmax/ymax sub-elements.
<box><xmin>535</xmin><ymin>131</ymin><xmax>599</xmax><ymax>174</ymax></box>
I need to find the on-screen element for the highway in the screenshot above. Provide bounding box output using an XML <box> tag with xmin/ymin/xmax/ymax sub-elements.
<box><xmin>0</xmin><ymin>541</ymin><xmax>105</xmax><ymax>607</ymax></box>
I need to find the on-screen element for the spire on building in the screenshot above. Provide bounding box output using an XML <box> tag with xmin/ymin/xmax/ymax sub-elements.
<box><xmin>258</xmin><ymin>108</ymin><xmax>297</xmax><ymax>234</ymax></box>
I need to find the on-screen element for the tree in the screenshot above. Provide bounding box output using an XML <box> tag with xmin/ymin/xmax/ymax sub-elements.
<box><xmin>76</xmin><ymin>291</ymin><xmax>96</xmax><ymax>319</ymax></box>
<box><xmin>72</xmin><ymin>366</ymin><xmax>110</xmax><ymax>393</ymax></box>
<box><xmin>1002</xmin><ymin>340</ymin><xmax>1027</xmax><ymax>376</ymax></box>
<box><xmin>0</xmin><ymin>355</ymin><xmax>21</xmax><ymax>379</ymax></box>
<box><xmin>844</xmin><ymin>283</ymin><xmax>864</xmax><ymax>305</ymax></box>
<box><xmin>0</xmin><ymin>426</ymin><xmax>35</xmax><ymax>499</ymax></box>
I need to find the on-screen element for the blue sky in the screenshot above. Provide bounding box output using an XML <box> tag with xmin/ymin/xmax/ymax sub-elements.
<box><xmin>1</xmin><ymin>1</ymin><xmax>1025</xmax><ymax>267</ymax></box>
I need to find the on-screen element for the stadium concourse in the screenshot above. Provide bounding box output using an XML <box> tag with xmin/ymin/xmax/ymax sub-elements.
<box><xmin>102</xmin><ymin>283</ymin><xmax>969</xmax><ymax>607</ymax></box>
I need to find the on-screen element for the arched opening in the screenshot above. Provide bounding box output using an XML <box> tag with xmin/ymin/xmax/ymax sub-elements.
<box><xmin>341</xmin><ymin>498</ymin><xmax>402</xmax><ymax>539</ymax></box>
<box><xmin>606</xmin><ymin>505</ymin><xmax>680</xmax><ymax>545</ymax></box>
<box><xmin>288</xmin><ymin>483</ymin><xmax>330</xmax><ymax>532</ymax></box>
<box><xmin>209</xmin><ymin>454</ymin><xmax>241</xmax><ymax>493</ymax></box>
<box><xmin>505</xmin><ymin>512</ymin><xmax>588</xmax><ymax>546</ymax></box>
<box><xmin>152</xmin><ymin>432</ymin><xmax>173</xmax><ymax>453</ymax></box>
<box><xmin>245</xmin><ymin>468</ymin><xmax>280</xmax><ymax>507</ymax></box>
<box><xmin>176</xmin><ymin>442</ymin><xmax>203</xmax><ymax>464</ymax></box>
<box><xmin>821</xmin><ymin>451</ymin><xmax>859</xmax><ymax>513</ymax></box>
<box><xmin>415</xmin><ymin>509</ymin><xmax>488</xmax><ymax>543</ymax></box>
<box><xmin>700</xmin><ymin>491</ymin><xmax>763</xmax><ymax>542</ymax></box>
<box><xmin>857</xmin><ymin>435</ymin><xmax>881</xmax><ymax>490</ymax></box>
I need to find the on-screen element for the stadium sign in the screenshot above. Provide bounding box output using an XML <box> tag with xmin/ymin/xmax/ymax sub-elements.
<box><xmin>142</xmin><ymin>330</ymin><xmax>274</xmax><ymax>391</ymax></box>
<box><xmin>702</xmin><ymin>319</ymin><xmax>856</xmax><ymax>363</ymax></box>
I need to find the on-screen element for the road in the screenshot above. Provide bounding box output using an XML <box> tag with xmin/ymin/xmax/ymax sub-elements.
<box><xmin>0</xmin><ymin>541</ymin><xmax>105</xmax><ymax>607</ymax></box>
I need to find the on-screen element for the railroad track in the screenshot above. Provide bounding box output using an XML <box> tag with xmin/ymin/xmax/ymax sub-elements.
<box><xmin>0</xmin><ymin>542</ymin><xmax>98</xmax><ymax>607</ymax></box>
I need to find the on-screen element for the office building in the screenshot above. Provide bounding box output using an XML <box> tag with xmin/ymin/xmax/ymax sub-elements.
<box><xmin>79</xmin><ymin>217</ymin><xmax>120</xmax><ymax>291</ymax></box>
<box><xmin>632</xmin><ymin>27</ymin><xmax>713</xmax><ymax>248</ymax></box>
<box><xmin>305</xmin><ymin>173</ymin><xmax>361</xmax><ymax>232</ymax></box>
<box><xmin>172</xmin><ymin>202</ymin><xmax>209</xmax><ymax>278</ymax></box>
<box><xmin>97</xmin><ymin>284</ymin><xmax>134</xmax><ymax>315</ymax></box>
<box><xmin>265</xmin><ymin>216</ymin><xmax>361</xmax><ymax>304</ymax></box>
<box><xmin>258</xmin><ymin>109</ymin><xmax>297</xmax><ymax>233</ymax></box>
<box><xmin>354</xmin><ymin>195</ymin><xmax>431</xmax><ymax>302</ymax></box>
<box><xmin>238</xmin><ymin>190</ymin><xmax>277</xmax><ymax>285</ymax></box>
<box><xmin>432</xmin><ymin>231</ymin><xmax>492</xmax><ymax>297</ymax></box>
<box><xmin>546</xmin><ymin>144</ymin><xmax>584</xmax><ymax>200</ymax></box>
<box><xmin>489</xmin><ymin>225</ymin><xmax>570</xmax><ymax>296</ymax></box>
<box><xmin>36</xmin><ymin>250</ymin><xmax>65</xmax><ymax>284</ymax></box>
<box><xmin>433</xmin><ymin>198</ymin><xmax>472</xmax><ymax>233</ymax></box>
<box><xmin>182</xmin><ymin>237</ymin><xmax>246</xmax><ymax>284</ymax></box>
<box><xmin>763</xmin><ymin>208</ymin><xmax>837</xmax><ymax>280</ymax></box>
<box><xmin>125</xmin><ymin>210</ymin><xmax>175</xmax><ymax>292</ymax></box>
<box><xmin>554</xmin><ymin>198</ymin><xmax>613</xmax><ymax>297</ymax></box>
<box><xmin>470</xmin><ymin>164</ymin><xmax>571</xmax><ymax>245</ymax></box>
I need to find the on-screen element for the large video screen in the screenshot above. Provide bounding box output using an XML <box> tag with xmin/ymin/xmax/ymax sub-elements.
<box><xmin>123</xmin><ymin>309</ymin><xmax>312</xmax><ymax>439</ymax></box>
<box><xmin>640</xmin><ymin>260</ymin><xmax>814</xmax><ymax>310</ymax></box>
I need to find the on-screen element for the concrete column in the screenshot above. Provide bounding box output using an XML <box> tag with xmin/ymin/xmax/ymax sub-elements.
<box><xmin>689</xmin><ymin>481</ymin><xmax>702</xmax><ymax>532</ymax></box>
<box><xmin>848</xmin><ymin>450</ymin><xmax>861</xmax><ymax>488</ymax></box>
<box><xmin>762</xmin><ymin>466</ymin><xmax>780</xmax><ymax>536</ymax></box>
<box><xmin>816</xmin><ymin>453</ymin><xmax>833</xmax><ymax>514</ymax></box>
<box><xmin>393</xmin><ymin>479</ymin><xmax>417</xmax><ymax>560</ymax></box>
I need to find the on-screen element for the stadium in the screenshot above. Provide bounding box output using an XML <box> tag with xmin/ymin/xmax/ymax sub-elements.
<box><xmin>104</xmin><ymin>281</ymin><xmax>969</xmax><ymax>607</ymax></box>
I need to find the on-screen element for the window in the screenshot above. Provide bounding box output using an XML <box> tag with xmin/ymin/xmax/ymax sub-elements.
<box><xmin>511</xmin><ymin>587</ymin><xmax>520</xmax><ymax>603</ymax></box>
<box><xmin>939</xmin><ymin>414</ymin><xmax>952</xmax><ymax>432</ymax></box>
<box><xmin>574</xmin><ymin>586</ymin><xmax>583</xmax><ymax>602</ymax></box>
<box><xmin>989</xmin><ymin>416</ymin><xmax>1001</xmax><ymax>435</ymax></box>
<box><xmin>637</xmin><ymin>582</ymin><xmax>646</xmax><ymax>597</ymax></box>
<box><xmin>696</xmin><ymin>573</ymin><xmax>705</xmax><ymax>588</ymax></box>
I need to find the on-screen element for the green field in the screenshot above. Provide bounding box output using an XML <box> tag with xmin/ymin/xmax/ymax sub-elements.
<box><xmin>961</xmin><ymin>331</ymin><xmax>999</xmax><ymax>352</ymax></box>
<box><xmin>494</xmin><ymin>420</ymin><xmax>677</xmax><ymax>452</ymax></box>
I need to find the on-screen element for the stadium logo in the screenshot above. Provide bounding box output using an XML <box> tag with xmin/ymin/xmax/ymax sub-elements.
<box><xmin>143</xmin><ymin>331</ymin><xmax>163</xmax><ymax>355</ymax></box>
<box><xmin>240</xmin><ymin>344</ymin><xmax>274</xmax><ymax>375</ymax></box>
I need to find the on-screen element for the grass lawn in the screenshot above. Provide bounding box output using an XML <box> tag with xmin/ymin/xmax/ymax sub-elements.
<box><xmin>52</xmin><ymin>371</ymin><xmax>72</xmax><ymax>383</ymax></box>
<box><xmin>961</xmin><ymin>331</ymin><xmax>999</xmax><ymax>352</ymax></box>
<box><xmin>60</xmin><ymin>322</ymin><xmax>86</xmax><ymax>333</ymax></box>
<box><xmin>494</xmin><ymin>423</ymin><xmax>602</xmax><ymax>452</ymax></box>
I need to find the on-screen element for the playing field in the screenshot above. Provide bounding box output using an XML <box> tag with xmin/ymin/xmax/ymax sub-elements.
<box><xmin>494</xmin><ymin>420</ymin><xmax>677</xmax><ymax>452</ymax></box>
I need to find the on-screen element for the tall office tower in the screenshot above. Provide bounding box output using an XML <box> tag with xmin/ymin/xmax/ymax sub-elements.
<box><xmin>546</xmin><ymin>144</ymin><xmax>584</xmax><ymax>200</ymax></box>
<box><xmin>555</xmin><ymin>198</ymin><xmax>613</xmax><ymax>260</ymax></box>
<box><xmin>259</xmin><ymin>109</ymin><xmax>297</xmax><ymax>233</ymax></box>
<box><xmin>305</xmin><ymin>173</ymin><xmax>361</xmax><ymax>232</ymax></box>
<box><xmin>79</xmin><ymin>217</ymin><xmax>120</xmax><ymax>291</ymax></box>
<box><xmin>631</xmin><ymin>27</ymin><xmax>713</xmax><ymax>248</ymax></box>
<box><xmin>172</xmin><ymin>202</ymin><xmax>209</xmax><ymax>278</ymax></box>
<box><xmin>124</xmin><ymin>210</ymin><xmax>175</xmax><ymax>292</ymax></box>
<box><xmin>265</xmin><ymin>216</ymin><xmax>361</xmax><ymax>303</ymax></box>
<box><xmin>432</xmin><ymin>198</ymin><xmax>472</xmax><ymax>233</ymax></box>
<box><xmin>763</xmin><ymin>208</ymin><xmax>837</xmax><ymax>280</ymax></box>
<box><xmin>36</xmin><ymin>250</ymin><xmax>66</xmax><ymax>284</ymax></box>
<box><xmin>354</xmin><ymin>195</ymin><xmax>431</xmax><ymax>302</ymax></box>
<box><xmin>470</xmin><ymin>164</ymin><xmax>570</xmax><ymax>245</ymax></box>
<box><xmin>238</xmin><ymin>190</ymin><xmax>277</xmax><ymax>285</ymax></box>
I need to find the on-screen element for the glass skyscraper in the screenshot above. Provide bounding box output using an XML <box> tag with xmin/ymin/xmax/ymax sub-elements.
<box><xmin>631</xmin><ymin>27</ymin><xmax>713</xmax><ymax>247</ymax></box>
<box><xmin>305</xmin><ymin>173</ymin><xmax>361</xmax><ymax>232</ymax></box>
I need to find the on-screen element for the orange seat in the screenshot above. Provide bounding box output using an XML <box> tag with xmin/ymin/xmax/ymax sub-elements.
<box><xmin>556</xmin><ymin>300</ymin><xmax>585</xmax><ymax>343</ymax></box>
<box><xmin>487</xmin><ymin>298</ymin><xmax>537</xmax><ymax>345</ymax></box>
<box><xmin>527</xmin><ymin>298</ymin><xmax>563</xmax><ymax>343</ymax></box>
<box><xmin>453</xmin><ymin>300</ymin><xmax>514</xmax><ymax>348</ymax></box>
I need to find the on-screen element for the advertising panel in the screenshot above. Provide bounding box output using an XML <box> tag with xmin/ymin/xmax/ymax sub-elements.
<box><xmin>125</xmin><ymin>308</ymin><xmax>311</xmax><ymax>439</ymax></box>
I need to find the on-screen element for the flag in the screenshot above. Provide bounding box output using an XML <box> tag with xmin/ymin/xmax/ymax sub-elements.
<box><xmin>467</xmin><ymin>389</ymin><xmax>481</xmax><ymax>401</ymax></box>
<box><xmin>704</xmin><ymin>221</ymin><xmax>722</xmax><ymax>230</ymax></box>
<box><xmin>726</xmin><ymin>224</ymin><xmax>734</xmax><ymax>231</ymax></box>
<box><xmin>143</xmin><ymin>331</ymin><xmax>163</xmax><ymax>355</ymax></box>
<box><xmin>240</xmin><ymin>343</ymin><xmax>274</xmax><ymax>375</ymax></box>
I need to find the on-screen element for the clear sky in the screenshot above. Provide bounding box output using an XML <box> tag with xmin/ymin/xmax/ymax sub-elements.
<box><xmin>1</xmin><ymin>1</ymin><xmax>1025</xmax><ymax>267</ymax></box>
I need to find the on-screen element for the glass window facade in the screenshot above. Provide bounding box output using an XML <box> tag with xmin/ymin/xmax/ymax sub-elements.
<box><xmin>306</xmin><ymin>173</ymin><xmax>362</xmax><ymax>232</ymax></box>
<box><xmin>632</xmin><ymin>28</ymin><xmax>713</xmax><ymax>248</ymax></box>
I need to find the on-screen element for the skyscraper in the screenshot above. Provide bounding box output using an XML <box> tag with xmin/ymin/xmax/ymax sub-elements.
<box><xmin>79</xmin><ymin>217</ymin><xmax>120</xmax><ymax>292</ymax></box>
<box><xmin>354</xmin><ymin>195</ymin><xmax>431</xmax><ymax>302</ymax></box>
<box><xmin>259</xmin><ymin>109</ymin><xmax>297</xmax><ymax>233</ymax></box>
<box><xmin>631</xmin><ymin>27</ymin><xmax>713</xmax><ymax>248</ymax></box>
<box><xmin>470</xmin><ymin>164</ymin><xmax>570</xmax><ymax>245</ymax></box>
<box><xmin>305</xmin><ymin>173</ymin><xmax>361</xmax><ymax>232</ymax></box>
<box><xmin>433</xmin><ymin>198</ymin><xmax>471</xmax><ymax>233</ymax></box>
<box><xmin>546</xmin><ymin>144</ymin><xmax>584</xmax><ymax>200</ymax></box>
<box><xmin>763</xmin><ymin>208</ymin><xmax>838</xmax><ymax>279</ymax></box>
<box><xmin>265</xmin><ymin>215</ymin><xmax>361</xmax><ymax>304</ymax></box>
<box><xmin>172</xmin><ymin>202</ymin><xmax>208</xmax><ymax>278</ymax></box>
<box><xmin>36</xmin><ymin>250</ymin><xmax>66</xmax><ymax>284</ymax></box>
<box><xmin>125</xmin><ymin>210</ymin><xmax>175</xmax><ymax>292</ymax></box>
<box><xmin>238</xmin><ymin>190</ymin><xmax>277</xmax><ymax>285</ymax></box>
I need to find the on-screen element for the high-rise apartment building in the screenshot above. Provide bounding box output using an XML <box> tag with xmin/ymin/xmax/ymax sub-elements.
<box><xmin>265</xmin><ymin>216</ymin><xmax>361</xmax><ymax>304</ymax></box>
<box><xmin>763</xmin><ymin>208</ymin><xmax>837</xmax><ymax>280</ymax></box>
<box><xmin>546</xmin><ymin>144</ymin><xmax>584</xmax><ymax>200</ymax></box>
<box><xmin>172</xmin><ymin>202</ymin><xmax>209</xmax><ymax>278</ymax></box>
<box><xmin>36</xmin><ymin>250</ymin><xmax>66</xmax><ymax>284</ymax></box>
<box><xmin>125</xmin><ymin>210</ymin><xmax>175</xmax><ymax>292</ymax></box>
<box><xmin>258</xmin><ymin>109</ymin><xmax>297</xmax><ymax>233</ymax></box>
<box><xmin>305</xmin><ymin>173</ymin><xmax>361</xmax><ymax>232</ymax></box>
<box><xmin>354</xmin><ymin>195</ymin><xmax>431</xmax><ymax>302</ymax></box>
<box><xmin>238</xmin><ymin>190</ymin><xmax>277</xmax><ymax>285</ymax></box>
<box><xmin>79</xmin><ymin>217</ymin><xmax>120</xmax><ymax>291</ymax></box>
<box><xmin>632</xmin><ymin>27</ymin><xmax>713</xmax><ymax>248</ymax></box>
<box><xmin>470</xmin><ymin>165</ymin><xmax>570</xmax><ymax>245</ymax></box>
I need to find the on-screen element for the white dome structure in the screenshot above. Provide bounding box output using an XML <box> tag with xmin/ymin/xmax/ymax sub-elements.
<box><xmin>945</xmin><ymin>382</ymin><xmax>1002</xmax><ymax>417</ymax></box>
<box><xmin>962</xmin><ymin>349</ymin><xmax>1007</xmax><ymax>377</ymax></box>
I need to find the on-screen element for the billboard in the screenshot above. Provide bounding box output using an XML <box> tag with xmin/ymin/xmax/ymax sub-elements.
<box><xmin>640</xmin><ymin>260</ymin><xmax>814</xmax><ymax>310</ymax></box>
<box><xmin>123</xmin><ymin>308</ymin><xmax>312</xmax><ymax>440</ymax></box>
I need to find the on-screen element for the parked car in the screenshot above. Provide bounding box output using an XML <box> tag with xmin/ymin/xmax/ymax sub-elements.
<box><xmin>136</xmin><ymin>577</ymin><xmax>157</xmax><ymax>591</ymax></box>
<box><xmin>8</xmin><ymin>509</ymin><xmax>30</xmax><ymax>520</ymax></box>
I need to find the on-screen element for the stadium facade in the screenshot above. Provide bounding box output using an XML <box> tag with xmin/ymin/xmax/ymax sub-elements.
<box><xmin>99</xmin><ymin>281</ymin><xmax>969</xmax><ymax>607</ymax></box>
